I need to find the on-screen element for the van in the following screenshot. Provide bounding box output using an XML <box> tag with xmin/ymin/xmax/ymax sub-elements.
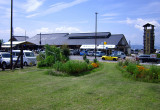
<box><xmin>0</xmin><ymin>52</ymin><xmax>18</xmax><ymax>69</ymax></box>
<box><xmin>94</xmin><ymin>51</ymin><xmax>105</xmax><ymax>57</ymax></box>
<box><xmin>12</xmin><ymin>50</ymin><xmax>37</xmax><ymax>66</ymax></box>
<box><xmin>112</xmin><ymin>51</ymin><xmax>126</xmax><ymax>59</ymax></box>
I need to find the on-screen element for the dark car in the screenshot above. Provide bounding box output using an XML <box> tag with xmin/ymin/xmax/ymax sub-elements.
<box><xmin>136</xmin><ymin>54</ymin><xmax>160</xmax><ymax>63</ymax></box>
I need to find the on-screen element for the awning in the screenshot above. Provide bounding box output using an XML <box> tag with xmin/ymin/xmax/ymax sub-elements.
<box><xmin>2</xmin><ymin>41</ymin><xmax>35</xmax><ymax>48</ymax></box>
<box><xmin>80</xmin><ymin>44</ymin><xmax>116</xmax><ymax>49</ymax></box>
<box><xmin>97</xmin><ymin>45</ymin><xmax>116</xmax><ymax>49</ymax></box>
<box><xmin>80</xmin><ymin>45</ymin><xmax>96</xmax><ymax>49</ymax></box>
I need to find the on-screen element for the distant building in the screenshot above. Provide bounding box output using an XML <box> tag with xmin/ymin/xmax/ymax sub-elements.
<box><xmin>8</xmin><ymin>36</ymin><xmax>29</xmax><ymax>42</ymax></box>
<box><xmin>143</xmin><ymin>23</ymin><xmax>155</xmax><ymax>54</ymax></box>
<box><xmin>27</xmin><ymin>32</ymin><xmax>130</xmax><ymax>54</ymax></box>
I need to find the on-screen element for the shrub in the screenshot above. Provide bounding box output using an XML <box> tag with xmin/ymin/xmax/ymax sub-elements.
<box><xmin>53</xmin><ymin>61</ymin><xmax>63</xmax><ymax>71</ymax></box>
<box><xmin>157</xmin><ymin>53</ymin><xmax>160</xmax><ymax>58</ymax></box>
<box><xmin>54</xmin><ymin>60</ymin><xmax>90</xmax><ymax>75</ymax></box>
<box><xmin>36</xmin><ymin>53</ymin><xmax>45</xmax><ymax>61</ymax></box>
<box><xmin>45</xmin><ymin>44</ymin><xmax>61</xmax><ymax>62</ymax></box>
<box><xmin>118</xmin><ymin>60</ymin><xmax>123</xmax><ymax>66</ymax></box>
<box><xmin>45</xmin><ymin>56</ymin><xmax>55</xmax><ymax>67</ymax></box>
<box><xmin>118</xmin><ymin>60</ymin><xmax>160</xmax><ymax>83</ymax></box>
<box><xmin>83</xmin><ymin>54</ymin><xmax>87</xmax><ymax>60</ymax></box>
<box><xmin>93</xmin><ymin>59</ymin><xmax>98</xmax><ymax>63</ymax></box>
<box><xmin>61</xmin><ymin>45</ymin><xmax>70</xmax><ymax>61</ymax></box>
<box><xmin>37</xmin><ymin>60</ymin><xmax>47</xmax><ymax>68</ymax></box>
<box><xmin>85</xmin><ymin>59</ymin><xmax>90</xmax><ymax>64</ymax></box>
<box><xmin>91</xmin><ymin>62</ymin><xmax>99</xmax><ymax>68</ymax></box>
<box><xmin>126</xmin><ymin>63</ymin><xmax>138</xmax><ymax>74</ymax></box>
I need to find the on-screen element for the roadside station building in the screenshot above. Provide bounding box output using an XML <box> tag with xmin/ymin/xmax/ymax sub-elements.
<box><xmin>27</xmin><ymin>32</ymin><xmax>130</xmax><ymax>54</ymax></box>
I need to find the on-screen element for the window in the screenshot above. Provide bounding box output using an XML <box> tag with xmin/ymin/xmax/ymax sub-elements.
<box><xmin>147</xmin><ymin>33</ymin><xmax>149</xmax><ymax>37</ymax></box>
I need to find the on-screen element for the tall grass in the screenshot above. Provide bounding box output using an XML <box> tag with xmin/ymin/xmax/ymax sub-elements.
<box><xmin>54</xmin><ymin>60</ymin><xmax>94</xmax><ymax>75</ymax></box>
<box><xmin>118</xmin><ymin>59</ymin><xmax>160</xmax><ymax>83</ymax></box>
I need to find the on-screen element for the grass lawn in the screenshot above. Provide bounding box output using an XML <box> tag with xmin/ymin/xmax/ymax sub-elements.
<box><xmin>0</xmin><ymin>63</ymin><xmax>160</xmax><ymax>110</ymax></box>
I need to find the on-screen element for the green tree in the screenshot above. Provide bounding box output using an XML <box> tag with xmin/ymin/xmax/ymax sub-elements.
<box><xmin>0</xmin><ymin>39</ymin><xmax>3</xmax><ymax>50</ymax></box>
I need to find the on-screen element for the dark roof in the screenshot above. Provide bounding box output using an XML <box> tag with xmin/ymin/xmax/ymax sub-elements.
<box><xmin>62</xmin><ymin>34</ymin><xmax>123</xmax><ymax>45</ymax></box>
<box><xmin>27</xmin><ymin>33</ymin><xmax>125</xmax><ymax>46</ymax></box>
<box><xmin>143</xmin><ymin>23</ymin><xmax>155</xmax><ymax>27</ymax></box>
<box><xmin>13</xmin><ymin>36</ymin><xmax>29</xmax><ymax>41</ymax></box>
<box><xmin>27</xmin><ymin>33</ymin><xmax>69</xmax><ymax>45</ymax></box>
<box><xmin>68</xmin><ymin>32</ymin><xmax>111</xmax><ymax>39</ymax></box>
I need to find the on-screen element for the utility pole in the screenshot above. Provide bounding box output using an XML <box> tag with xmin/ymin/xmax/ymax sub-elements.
<box><xmin>25</xmin><ymin>30</ymin><xmax>26</xmax><ymax>41</ymax></box>
<box><xmin>10</xmin><ymin>0</ymin><xmax>13</xmax><ymax>70</ymax></box>
<box><xmin>40</xmin><ymin>33</ymin><xmax>41</xmax><ymax>46</ymax></box>
<box><xmin>94</xmin><ymin>12</ymin><xmax>98</xmax><ymax>59</ymax></box>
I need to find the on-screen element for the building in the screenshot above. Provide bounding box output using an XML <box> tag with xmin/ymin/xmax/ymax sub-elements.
<box><xmin>2</xmin><ymin>41</ymin><xmax>35</xmax><ymax>51</ymax></box>
<box><xmin>9</xmin><ymin>36</ymin><xmax>29</xmax><ymax>41</ymax></box>
<box><xmin>143</xmin><ymin>23</ymin><xmax>155</xmax><ymax>54</ymax></box>
<box><xmin>27</xmin><ymin>32</ymin><xmax>130</xmax><ymax>54</ymax></box>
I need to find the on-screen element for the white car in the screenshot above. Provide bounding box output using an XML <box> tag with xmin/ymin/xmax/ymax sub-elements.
<box><xmin>112</xmin><ymin>51</ymin><xmax>126</xmax><ymax>59</ymax></box>
<box><xmin>12</xmin><ymin>50</ymin><xmax>37</xmax><ymax>66</ymax></box>
<box><xmin>0</xmin><ymin>52</ymin><xmax>18</xmax><ymax>69</ymax></box>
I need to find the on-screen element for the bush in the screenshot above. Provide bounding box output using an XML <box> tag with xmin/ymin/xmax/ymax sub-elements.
<box><xmin>54</xmin><ymin>60</ymin><xmax>90</xmax><ymax>75</ymax></box>
<box><xmin>83</xmin><ymin>54</ymin><xmax>87</xmax><ymax>60</ymax></box>
<box><xmin>157</xmin><ymin>53</ymin><xmax>160</xmax><ymax>58</ymax></box>
<box><xmin>37</xmin><ymin>60</ymin><xmax>47</xmax><ymax>68</ymax></box>
<box><xmin>61</xmin><ymin>45</ymin><xmax>70</xmax><ymax>61</ymax></box>
<box><xmin>36</xmin><ymin>53</ymin><xmax>45</xmax><ymax>61</ymax></box>
<box><xmin>45</xmin><ymin>56</ymin><xmax>55</xmax><ymax>67</ymax></box>
<box><xmin>53</xmin><ymin>61</ymin><xmax>63</xmax><ymax>71</ymax></box>
<box><xmin>118</xmin><ymin>60</ymin><xmax>160</xmax><ymax>83</ymax></box>
<box><xmin>93</xmin><ymin>59</ymin><xmax>98</xmax><ymax>63</ymax></box>
<box><xmin>126</xmin><ymin>63</ymin><xmax>139</xmax><ymax>74</ymax></box>
<box><xmin>85</xmin><ymin>59</ymin><xmax>90</xmax><ymax>64</ymax></box>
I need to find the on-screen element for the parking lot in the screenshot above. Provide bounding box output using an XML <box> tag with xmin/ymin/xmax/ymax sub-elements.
<box><xmin>70</xmin><ymin>55</ymin><xmax>160</xmax><ymax>66</ymax></box>
<box><xmin>70</xmin><ymin>55</ymin><xmax>119</xmax><ymax>63</ymax></box>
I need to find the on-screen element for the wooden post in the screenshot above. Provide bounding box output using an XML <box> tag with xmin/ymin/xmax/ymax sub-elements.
<box><xmin>20</xmin><ymin>45</ymin><xmax>23</xmax><ymax>69</ymax></box>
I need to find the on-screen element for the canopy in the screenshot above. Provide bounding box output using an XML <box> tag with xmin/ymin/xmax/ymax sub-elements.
<box><xmin>2</xmin><ymin>41</ymin><xmax>35</xmax><ymax>48</ymax></box>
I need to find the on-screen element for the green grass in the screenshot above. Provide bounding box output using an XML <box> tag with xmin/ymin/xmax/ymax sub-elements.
<box><xmin>0</xmin><ymin>63</ymin><xmax>160</xmax><ymax>110</ymax></box>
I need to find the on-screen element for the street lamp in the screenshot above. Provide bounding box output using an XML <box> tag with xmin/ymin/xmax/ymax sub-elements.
<box><xmin>94</xmin><ymin>12</ymin><xmax>98</xmax><ymax>59</ymax></box>
<box><xmin>10</xmin><ymin>0</ymin><xmax>13</xmax><ymax>70</ymax></box>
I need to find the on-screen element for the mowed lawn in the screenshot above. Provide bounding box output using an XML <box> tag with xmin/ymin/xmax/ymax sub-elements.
<box><xmin>0</xmin><ymin>63</ymin><xmax>160</xmax><ymax>110</ymax></box>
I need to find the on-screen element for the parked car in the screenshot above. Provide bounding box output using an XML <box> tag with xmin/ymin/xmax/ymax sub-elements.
<box><xmin>70</xmin><ymin>49</ymin><xmax>80</xmax><ymax>55</ymax></box>
<box><xmin>12</xmin><ymin>50</ymin><xmax>37</xmax><ymax>66</ymax></box>
<box><xmin>0</xmin><ymin>52</ymin><xmax>18</xmax><ymax>69</ymax></box>
<box><xmin>80</xmin><ymin>50</ymin><xmax>88</xmax><ymax>56</ymax></box>
<box><xmin>136</xmin><ymin>54</ymin><xmax>160</xmax><ymax>63</ymax></box>
<box><xmin>112</xmin><ymin>51</ymin><xmax>126</xmax><ymax>59</ymax></box>
<box><xmin>94</xmin><ymin>51</ymin><xmax>105</xmax><ymax>57</ymax></box>
<box><xmin>101</xmin><ymin>54</ymin><xmax>118</xmax><ymax>61</ymax></box>
<box><xmin>87</xmin><ymin>51</ymin><xmax>94</xmax><ymax>56</ymax></box>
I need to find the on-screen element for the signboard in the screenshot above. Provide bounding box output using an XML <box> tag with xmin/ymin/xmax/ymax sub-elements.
<box><xmin>150</xmin><ymin>54</ymin><xmax>157</xmax><ymax>58</ymax></box>
<box><xmin>104</xmin><ymin>42</ymin><xmax>107</xmax><ymax>45</ymax></box>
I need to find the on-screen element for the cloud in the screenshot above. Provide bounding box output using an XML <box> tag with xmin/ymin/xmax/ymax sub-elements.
<box><xmin>26</xmin><ymin>13</ymin><xmax>40</xmax><ymax>18</ymax></box>
<box><xmin>36</xmin><ymin>27</ymin><xmax>53</xmax><ymax>33</ymax></box>
<box><xmin>55</xmin><ymin>26</ymin><xmax>82</xmax><ymax>33</ymax></box>
<box><xmin>101</xmin><ymin>13</ymin><xmax>119</xmax><ymax>17</ymax></box>
<box><xmin>121</xmin><ymin>18</ymin><xmax>160</xmax><ymax>31</ymax></box>
<box><xmin>27</xmin><ymin>0</ymin><xmax>88</xmax><ymax>17</ymax></box>
<box><xmin>14</xmin><ymin>27</ymin><xmax>25</xmax><ymax>35</ymax></box>
<box><xmin>140</xmin><ymin>2</ymin><xmax>160</xmax><ymax>14</ymax></box>
<box><xmin>25</xmin><ymin>0</ymin><xmax>43</xmax><ymax>12</ymax></box>
<box><xmin>0</xmin><ymin>0</ymin><xmax>8</xmax><ymax>4</ymax></box>
<box><xmin>0</xmin><ymin>29</ymin><xmax>10</xmax><ymax>42</ymax></box>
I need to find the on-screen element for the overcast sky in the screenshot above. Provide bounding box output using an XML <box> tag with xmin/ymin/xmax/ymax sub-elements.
<box><xmin>0</xmin><ymin>0</ymin><xmax>160</xmax><ymax>46</ymax></box>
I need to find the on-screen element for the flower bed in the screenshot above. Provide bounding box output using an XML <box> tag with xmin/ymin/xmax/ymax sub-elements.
<box><xmin>118</xmin><ymin>60</ymin><xmax>160</xmax><ymax>83</ymax></box>
<box><xmin>53</xmin><ymin>60</ymin><xmax>99</xmax><ymax>76</ymax></box>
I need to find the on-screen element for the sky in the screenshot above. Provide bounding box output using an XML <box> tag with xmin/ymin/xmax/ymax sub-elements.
<box><xmin>0</xmin><ymin>0</ymin><xmax>160</xmax><ymax>46</ymax></box>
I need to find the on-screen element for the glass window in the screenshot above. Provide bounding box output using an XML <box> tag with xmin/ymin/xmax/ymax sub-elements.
<box><xmin>25</xmin><ymin>52</ymin><xmax>34</xmax><ymax>57</ymax></box>
<box><xmin>2</xmin><ymin>54</ymin><xmax>10</xmax><ymax>58</ymax></box>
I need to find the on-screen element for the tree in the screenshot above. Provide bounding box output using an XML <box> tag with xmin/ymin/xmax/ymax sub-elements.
<box><xmin>0</xmin><ymin>39</ymin><xmax>3</xmax><ymax>50</ymax></box>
